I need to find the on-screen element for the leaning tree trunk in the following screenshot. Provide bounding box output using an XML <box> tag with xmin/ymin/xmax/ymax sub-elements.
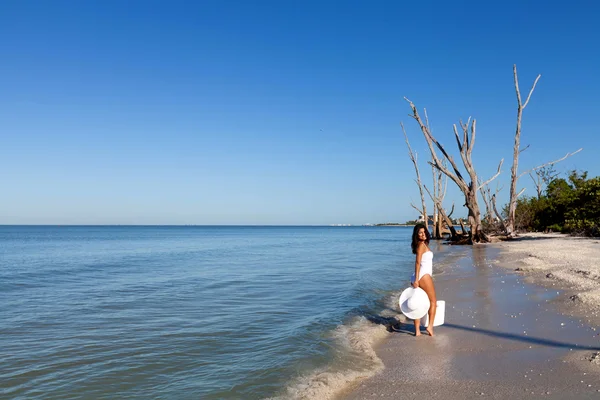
<box><xmin>438</xmin><ymin>205</ymin><xmax>459</xmax><ymax>241</ymax></box>
<box><xmin>491</xmin><ymin>193</ymin><xmax>507</xmax><ymax>233</ymax></box>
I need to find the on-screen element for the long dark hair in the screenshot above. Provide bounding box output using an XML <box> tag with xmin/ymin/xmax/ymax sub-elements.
<box><xmin>411</xmin><ymin>223</ymin><xmax>431</xmax><ymax>254</ymax></box>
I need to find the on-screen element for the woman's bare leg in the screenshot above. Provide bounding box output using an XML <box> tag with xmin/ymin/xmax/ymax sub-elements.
<box><xmin>413</xmin><ymin>318</ymin><xmax>421</xmax><ymax>336</ymax></box>
<box><xmin>419</xmin><ymin>275</ymin><xmax>437</xmax><ymax>336</ymax></box>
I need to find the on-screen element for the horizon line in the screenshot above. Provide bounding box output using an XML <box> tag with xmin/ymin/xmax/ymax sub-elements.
<box><xmin>0</xmin><ymin>224</ymin><xmax>415</xmax><ymax>227</ymax></box>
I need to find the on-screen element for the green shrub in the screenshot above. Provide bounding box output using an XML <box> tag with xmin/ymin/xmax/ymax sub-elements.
<box><xmin>545</xmin><ymin>224</ymin><xmax>563</xmax><ymax>233</ymax></box>
<box><xmin>511</xmin><ymin>171</ymin><xmax>599</xmax><ymax>237</ymax></box>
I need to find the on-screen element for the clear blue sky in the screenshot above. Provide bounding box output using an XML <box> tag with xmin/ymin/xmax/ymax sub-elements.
<box><xmin>1</xmin><ymin>0</ymin><xmax>598</xmax><ymax>225</ymax></box>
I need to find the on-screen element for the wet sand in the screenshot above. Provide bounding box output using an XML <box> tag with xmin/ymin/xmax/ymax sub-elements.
<box><xmin>340</xmin><ymin>236</ymin><xmax>600</xmax><ymax>399</ymax></box>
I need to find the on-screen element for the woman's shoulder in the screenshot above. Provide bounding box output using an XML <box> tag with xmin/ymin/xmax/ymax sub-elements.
<box><xmin>416</xmin><ymin>242</ymin><xmax>429</xmax><ymax>253</ymax></box>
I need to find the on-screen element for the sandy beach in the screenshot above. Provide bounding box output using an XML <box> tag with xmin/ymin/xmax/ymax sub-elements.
<box><xmin>495</xmin><ymin>233</ymin><xmax>600</xmax><ymax>326</ymax></box>
<box><xmin>340</xmin><ymin>233</ymin><xmax>600</xmax><ymax>399</ymax></box>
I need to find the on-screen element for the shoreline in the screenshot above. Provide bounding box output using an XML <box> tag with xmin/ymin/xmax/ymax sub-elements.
<box><xmin>340</xmin><ymin>233</ymin><xmax>600</xmax><ymax>399</ymax></box>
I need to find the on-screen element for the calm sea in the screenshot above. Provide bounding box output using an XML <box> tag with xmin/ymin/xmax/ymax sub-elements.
<box><xmin>0</xmin><ymin>225</ymin><xmax>450</xmax><ymax>399</ymax></box>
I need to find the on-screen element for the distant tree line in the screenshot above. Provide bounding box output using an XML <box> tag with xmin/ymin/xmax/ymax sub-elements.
<box><xmin>404</xmin><ymin>217</ymin><xmax>464</xmax><ymax>226</ymax></box>
<box><xmin>509</xmin><ymin>170</ymin><xmax>599</xmax><ymax>237</ymax></box>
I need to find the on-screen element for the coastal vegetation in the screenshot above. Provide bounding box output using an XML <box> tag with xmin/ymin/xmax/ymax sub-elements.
<box><xmin>512</xmin><ymin>170</ymin><xmax>599</xmax><ymax>237</ymax></box>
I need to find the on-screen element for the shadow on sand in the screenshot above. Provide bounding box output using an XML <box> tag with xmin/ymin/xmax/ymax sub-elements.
<box><xmin>366</xmin><ymin>315</ymin><xmax>600</xmax><ymax>350</ymax></box>
<box><xmin>442</xmin><ymin>322</ymin><xmax>600</xmax><ymax>351</ymax></box>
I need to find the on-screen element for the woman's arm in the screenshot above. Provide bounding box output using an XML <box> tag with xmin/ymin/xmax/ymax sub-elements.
<box><xmin>412</xmin><ymin>244</ymin><xmax>425</xmax><ymax>288</ymax></box>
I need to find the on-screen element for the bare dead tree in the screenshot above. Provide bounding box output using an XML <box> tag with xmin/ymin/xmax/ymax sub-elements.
<box><xmin>401</xmin><ymin>122</ymin><xmax>427</xmax><ymax>229</ymax></box>
<box><xmin>404</xmin><ymin>99</ymin><xmax>503</xmax><ymax>243</ymax></box>
<box><xmin>506</xmin><ymin>65</ymin><xmax>541</xmax><ymax>236</ymax></box>
<box><xmin>479</xmin><ymin>181</ymin><xmax>508</xmax><ymax>235</ymax></box>
<box><xmin>505</xmin><ymin>65</ymin><xmax>584</xmax><ymax>236</ymax></box>
<box><xmin>521</xmin><ymin>148</ymin><xmax>582</xmax><ymax>198</ymax></box>
<box><xmin>529</xmin><ymin>172</ymin><xmax>543</xmax><ymax>200</ymax></box>
<box><xmin>478</xmin><ymin>181</ymin><xmax>494</xmax><ymax>226</ymax></box>
<box><xmin>529</xmin><ymin>165</ymin><xmax>559</xmax><ymax>199</ymax></box>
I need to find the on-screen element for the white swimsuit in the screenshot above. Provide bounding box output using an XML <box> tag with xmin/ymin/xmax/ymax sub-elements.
<box><xmin>412</xmin><ymin>250</ymin><xmax>433</xmax><ymax>283</ymax></box>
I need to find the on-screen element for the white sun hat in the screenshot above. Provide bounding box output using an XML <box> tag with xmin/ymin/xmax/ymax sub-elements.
<box><xmin>399</xmin><ymin>287</ymin><xmax>431</xmax><ymax>320</ymax></box>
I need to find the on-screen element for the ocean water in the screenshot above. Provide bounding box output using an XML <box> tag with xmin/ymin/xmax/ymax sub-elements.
<box><xmin>0</xmin><ymin>226</ymin><xmax>446</xmax><ymax>399</ymax></box>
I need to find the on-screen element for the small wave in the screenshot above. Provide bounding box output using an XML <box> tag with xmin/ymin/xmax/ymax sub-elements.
<box><xmin>266</xmin><ymin>316</ymin><xmax>388</xmax><ymax>400</ymax></box>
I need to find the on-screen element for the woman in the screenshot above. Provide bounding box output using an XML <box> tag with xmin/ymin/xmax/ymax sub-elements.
<box><xmin>410</xmin><ymin>223</ymin><xmax>437</xmax><ymax>336</ymax></box>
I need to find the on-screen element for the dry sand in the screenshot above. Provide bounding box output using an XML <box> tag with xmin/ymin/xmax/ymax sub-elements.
<box><xmin>339</xmin><ymin>234</ymin><xmax>600</xmax><ymax>400</ymax></box>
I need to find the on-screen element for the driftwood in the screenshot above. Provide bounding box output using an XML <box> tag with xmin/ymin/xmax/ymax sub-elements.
<box><xmin>404</xmin><ymin>99</ymin><xmax>503</xmax><ymax>243</ymax></box>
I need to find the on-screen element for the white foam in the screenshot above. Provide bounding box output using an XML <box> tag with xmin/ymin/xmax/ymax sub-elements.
<box><xmin>266</xmin><ymin>316</ymin><xmax>388</xmax><ymax>400</ymax></box>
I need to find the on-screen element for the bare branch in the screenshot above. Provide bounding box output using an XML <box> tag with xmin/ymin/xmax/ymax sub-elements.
<box><xmin>514</xmin><ymin>65</ymin><xmax>542</xmax><ymax>109</ymax></box>
<box><xmin>478</xmin><ymin>179</ymin><xmax>493</xmax><ymax>225</ymax></box>
<box><xmin>491</xmin><ymin>193</ymin><xmax>507</xmax><ymax>232</ymax></box>
<box><xmin>529</xmin><ymin>172</ymin><xmax>543</xmax><ymax>199</ymax></box>
<box><xmin>523</xmin><ymin>76</ymin><xmax>542</xmax><ymax>109</ymax></box>
<box><xmin>441</xmin><ymin>165</ymin><xmax>448</xmax><ymax>199</ymax></box>
<box><xmin>519</xmin><ymin>148</ymin><xmax>583</xmax><ymax>178</ymax></box>
<box><xmin>424</xmin><ymin>108</ymin><xmax>432</xmax><ymax>134</ymax></box>
<box><xmin>410</xmin><ymin>202</ymin><xmax>423</xmax><ymax>214</ymax></box>
<box><xmin>453</xmin><ymin>124</ymin><xmax>471</xmax><ymax>179</ymax></box>
<box><xmin>519</xmin><ymin>144</ymin><xmax>530</xmax><ymax>154</ymax></box>
<box><xmin>401</xmin><ymin>121</ymin><xmax>428</xmax><ymax>225</ymax></box>
<box><xmin>431</xmin><ymin>164</ymin><xmax>438</xmax><ymax>224</ymax></box>
<box><xmin>514</xmin><ymin>65</ymin><xmax>522</xmax><ymax>105</ymax></box>
<box><xmin>453</xmin><ymin>124</ymin><xmax>463</xmax><ymax>152</ymax></box>
<box><xmin>447</xmin><ymin>203</ymin><xmax>455</xmax><ymax>218</ymax></box>
<box><xmin>517</xmin><ymin>188</ymin><xmax>526</xmax><ymax>197</ymax></box>
<box><xmin>477</xmin><ymin>158</ymin><xmax>504</xmax><ymax>191</ymax></box>
<box><xmin>423</xmin><ymin>184</ymin><xmax>434</xmax><ymax>201</ymax></box>
<box><xmin>404</xmin><ymin>97</ymin><xmax>467</xmax><ymax>192</ymax></box>
<box><xmin>467</xmin><ymin>118</ymin><xmax>476</xmax><ymax>159</ymax></box>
